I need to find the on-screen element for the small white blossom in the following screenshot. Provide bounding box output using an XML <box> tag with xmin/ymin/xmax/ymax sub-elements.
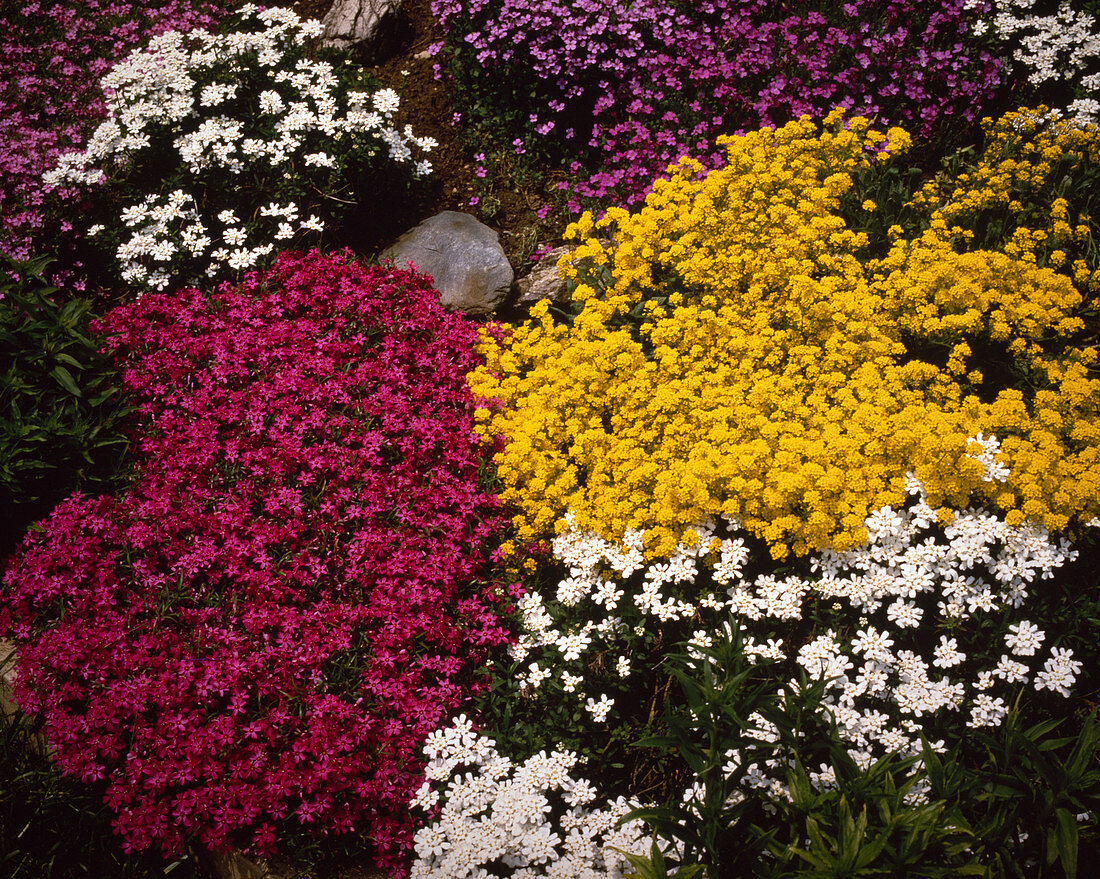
<box><xmin>585</xmin><ymin>694</ymin><xmax>614</xmax><ymax>723</ymax></box>
<box><xmin>223</xmin><ymin>226</ymin><xmax>248</xmax><ymax>247</ymax></box>
<box><xmin>43</xmin><ymin>5</ymin><xmax>433</xmax><ymax>293</ymax></box>
<box><xmin>969</xmin><ymin>694</ymin><xmax>1008</xmax><ymax>728</ymax></box>
<box><xmin>409</xmin><ymin>718</ymin><xmax>648</xmax><ymax>878</ymax></box>
<box><xmin>555</xmin><ymin>631</ymin><xmax>592</xmax><ymax>662</ymax></box>
<box><xmin>886</xmin><ymin>599</ymin><xmax>923</xmax><ymax>628</ymax></box>
<box><xmin>1035</xmin><ymin>647</ymin><xmax>1081</xmax><ymax>697</ymax></box>
<box><xmin>373</xmin><ymin>88</ymin><xmax>401</xmax><ymax>115</ymax></box>
<box><xmin>994</xmin><ymin>654</ymin><xmax>1030</xmax><ymax>683</ymax></box>
<box><xmin>526</xmin><ymin>663</ymin><xmax>551</xmax><ymax>689</ymax></box>
<box><xmin>259</xmin><ymin>89</ymin><xmax>285</xmax><ymax>113</ymax></box>
<box><xmin>933</xmin><ymin>636</ymin><xmax>966</xmax><ymax>669</ymax></box>
<box><xmin>1006</xmin><ymin>620</ymin><xmax>1045</xmax><ymax>656</ymax></box>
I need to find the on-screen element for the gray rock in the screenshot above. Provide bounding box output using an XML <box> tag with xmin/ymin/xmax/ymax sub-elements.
<box><xmin>189</xmin><ymin>848</ymin><xmax>271</xmax><ymax>879</ymax></box>
<box><xmin>385</xmin><ymin>211</ymin><xmax>514</xmax><ymax>315</ymax></box>
<box><xmin>1</xmin><ymin>639</ymin><xmax>19</xmax><ymax>719</ymax></box>
<box><xmin>321</xmin><ymin>0</ymin><xmax>403</xmax><ymax>54</ymax></box>
<box><xmin>1</xmin><ymin>641</ymin><xmax>49</xmax><ymax>755</ymax></box>
<box><xmin>516</xmin><ymin>245</ymin><xmax>573</xmax><ymax>306</ymax></box>
<box><xmin>516</xmin><ymin>240</ymin><xmax>613</xmax><ymax>307</ymax></box>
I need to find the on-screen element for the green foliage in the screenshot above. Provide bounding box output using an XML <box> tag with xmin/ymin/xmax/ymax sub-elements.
<box><xmin>773</xmin><ymin>754</ymin><xmax>980</xmax><ymax>879</ymax></box>
<box><xmin>836</xmin><ymin>157</ymin><xmax>929</xmax><ymax>260</ymax></box>
<box><xmin>610</xmin><ymin>835</ymin><xmax>706</xmax><ymax>879</ymax></box>
<box><xmin>626</xmin><ymin>626</ymin><xmax>804</xmax><ymax>877</ymax></box>
<box><xmin>0</xmin><ymin>252</ymin><xmax>130</xmax><ymax>555</ymax></box>
<box><xmin>436</xmin><ymin>36</ymin><xmax>553</xmax><ymax>163</ymax></box>
<box><xmin>924</xmin><ymin>704</ymin><xmax>1100</xmax><ymax>878</ymax></box>
<box><xmin>619</xmin><ymin>624</ymin><xmax>1100</xmax><ymax>879</ymax></box>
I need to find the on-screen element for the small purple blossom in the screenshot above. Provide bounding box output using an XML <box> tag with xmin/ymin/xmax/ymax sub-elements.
<box><xmin>433</xmin><ymin>0</ymin><xmax>1004</xmax><ymax>204</ymax></box>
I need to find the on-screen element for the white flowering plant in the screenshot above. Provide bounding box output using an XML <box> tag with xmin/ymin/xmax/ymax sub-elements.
<box><xmin>449</xmin><ymin>445</ymin><xmax>1100</xmax><ymax>876</ymax></box>
<box><xmin>407</xmin><ymin>715</ymin><xmax>653</xmax><ymax>879</ymax></box>
<box><xmin>974</xmin><ymin>0</ymin><xmax>1100</xmax><ymax>125</ymax></box>
<box><xmin>626</xmin><ymin>635</ymin><xmax>980</xmax><ymax>877</ymax></box>
<box><xmin>42</xmin><ymin>4</ymin><xmax>436</xmax><ymax>293</ymax></box>
<box><xmin>628</xmin><ymin>615</ymin><xmax>1100</xmax><ymax>876</ymax></box>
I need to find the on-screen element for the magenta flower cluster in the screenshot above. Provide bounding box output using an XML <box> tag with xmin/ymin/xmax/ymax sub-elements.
<box><xmin>0</xmin><ymin>0</ymin><xmax>226</xmax><ymax>276</ymax></box>
<box><xmin>434</xmin><ymin>0</ymin><xmax>1004</xmax><ymax>203</ymax></box>
<box><xmin>0</xmin><ymin>251</ymin><xmax>515</xmax><ymax>868</ymax></box>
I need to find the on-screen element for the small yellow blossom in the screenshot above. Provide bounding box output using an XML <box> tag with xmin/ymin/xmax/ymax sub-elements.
<box><xmin>468</xmin><ymin>111</ymin><xmax>1100</xmax><ymax>558</ymax></box>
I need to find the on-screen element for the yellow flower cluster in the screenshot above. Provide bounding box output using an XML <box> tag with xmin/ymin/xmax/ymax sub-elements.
<box><xmin>470</xmin><ymin>111</ymin><xmax>1100</xmax><ymax>558</ymax></box>
<box><xmin>906</xmin><ymin>107</ymin><xmax>1100</xmax><ymax>294</ymax></box>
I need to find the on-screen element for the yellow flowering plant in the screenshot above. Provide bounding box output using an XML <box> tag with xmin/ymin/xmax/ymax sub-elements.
<box><xmin>905</xmin><ymin>107</ymin><xmax>1100</xmax><ymax>296</ymax></box>
<box><xmin>470</xmin><ymin>110</ymin><xmax>1100</xmax><ymax>560</ymax></box>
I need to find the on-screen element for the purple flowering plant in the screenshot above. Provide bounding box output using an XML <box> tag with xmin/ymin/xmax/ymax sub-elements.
<box><xmin>0</xmin><ymin>250</ymin><xmax>516</xmax><ymax>869</ymax></box>
<box><xmin>433</xmin><ymin>0</ymin><xmax>1006</xmax><ymax>205</ymax></box>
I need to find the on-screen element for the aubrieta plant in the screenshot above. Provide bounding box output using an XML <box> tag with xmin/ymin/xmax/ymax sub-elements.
<box><xmin>43</xmin><ymin>4</ymin><xmax>437</xmax><ymax>293</ymax></box>
<box><xmin>432</xmin><ymin>0</ymin><xmax>1004</xmax><ymax>204</ymax></box>
<box><xmin>0</xmin><ymin>251</ymin><xmax>514</xmax><ymax>869</ymax></box>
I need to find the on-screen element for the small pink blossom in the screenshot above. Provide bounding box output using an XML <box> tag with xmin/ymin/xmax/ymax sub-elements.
<box><xmin>1</xmin><ymin>250</ymin><xmax>516</xmax><ymax>870</ymax></box>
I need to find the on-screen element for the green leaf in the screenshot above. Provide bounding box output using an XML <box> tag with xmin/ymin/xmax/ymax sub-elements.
<box><xmin>88</xmin><ymin>386</ymin><xmax>118</xmax><ymax>407</ymax></box>
<box><xmin>1053</xmin><ymin>808</ymin><xmax>1078</xmax><ymax>876</ymax></box>
<box><xmin>49</xmin><ymin>366</ymin><xmax>81</xmax><ymax>397</ymax></box>
<box><xmin>58</xmin><ymin>299</ymin><xmax>84</xmax><ymax>327</ymax></box>
<box><xmin>54</xmin><ymin>352</ymin><xmax>83</xmax><ymax>370</ymax></box>
<box><xmin>1064</xmin><ymin>714</ymin><xmax>1100</xmax><ymax>781</ymax></box>
<box><xmin>609</xmin><ymin>837</ymin><xmax>706</xmax><ymax>879</ymax></box>
<box><xmin>921</xmin><ymin>735</ymin><xmax>945</xmax><ymax>794</ymax></box>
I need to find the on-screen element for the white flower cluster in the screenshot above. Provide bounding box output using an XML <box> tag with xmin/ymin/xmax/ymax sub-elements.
<box><xmin>510</xmin><ymin>511</ymin><xmax>751</xmax><ymax>719</ymax></box>
<box><xmin>409</xmin><ymin>716</ymin><xmax>649</xmax><ymax>879</ymax></box>
<box><xmin>105</xmin><ymin>189</ymin><xmax>209</xmax><ymax>290</ymax></box>
<box><xmin>43</xmin><ymin>4</ymin><xmax>436</xmax><ymax>292</ymax></box>
<box><xmin>506</xmin><ymin>437</ymin><xmax>1081</xmax><ymax>810</ymax></box>
<box><xmin>987</xmin><ymin>0</ymin><xmax>1100</xmax><ymax>124</ymax></box>
<box><xmin>965</xmin><ymin>431</ymin><xmax>1010</xmax><ymax>483</ymax></box>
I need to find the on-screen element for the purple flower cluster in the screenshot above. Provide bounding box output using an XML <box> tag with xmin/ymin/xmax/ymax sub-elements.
<box><xmin>0</xmin><ymin>0</ymin><xmax>226</xmax><ymax>276</ymax></box>
<box><xmin>0</xmin><ymin>251</ymin><xmax>515</xmax><ymax>868</ymax></box>
<box><xmin>435</xmin><ymin>0</ymin><xmax>1005</xmax><ymax>204</ymax></box>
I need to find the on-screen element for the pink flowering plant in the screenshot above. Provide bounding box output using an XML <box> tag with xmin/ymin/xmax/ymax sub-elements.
<box><xmin>0</xmin><ymin>250</ymin><xmax>515</xmax><ymax>868</ymax></box>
